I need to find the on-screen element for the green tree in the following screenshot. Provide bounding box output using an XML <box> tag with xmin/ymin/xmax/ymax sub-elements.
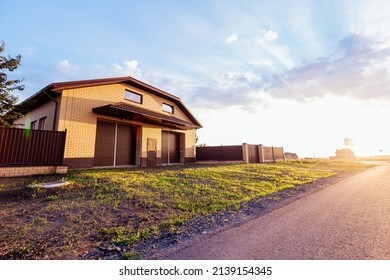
<box><xmin>0</xmin><ymin>41</ymin><xmax>24</xmax><ymax>127</ymax></box>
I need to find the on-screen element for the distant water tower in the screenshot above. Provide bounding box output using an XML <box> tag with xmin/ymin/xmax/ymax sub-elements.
<box><xmin>332</xmin><ymin>138</ymin><xmax>356</xmax><ymax>160</ymax></box>
<box><xmin>344</xmin><ymin>138</ymin><xmax>353</xmax><ymax>149</ymax></box>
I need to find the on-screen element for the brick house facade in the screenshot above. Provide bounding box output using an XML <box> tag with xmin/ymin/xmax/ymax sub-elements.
<box><xmin>13</xmin><ymin>76</ymin><xmax>202</xmax><ymax>169</ymax></box>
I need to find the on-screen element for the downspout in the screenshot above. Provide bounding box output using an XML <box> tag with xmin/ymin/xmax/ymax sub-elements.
<box><xmin>43</xmin><ymin>90</ymin><xmax>58</xmax><ymax>131</ymax></box>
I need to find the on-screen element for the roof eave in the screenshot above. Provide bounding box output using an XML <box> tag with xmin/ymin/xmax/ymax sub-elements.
<box><xmin>14</xmin><ymin>76</ymin><xmax>202</xmax><ymax>128</ymax></box>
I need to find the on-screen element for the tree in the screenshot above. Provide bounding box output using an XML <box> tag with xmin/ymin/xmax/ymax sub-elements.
<box><xmin>195</xmin><ymin>135</ymin><xmax>207</xmax><ymax>147</ymax></box>
<box><xmin>0</xmin><ymin>41</ymin><xmax>25</xmax><ymax>127</ymax></box>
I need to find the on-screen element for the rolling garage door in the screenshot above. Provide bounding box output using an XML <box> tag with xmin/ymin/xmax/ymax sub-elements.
<box><xmin>161</xmin><ymin>131</ymin><xmax>180</xmax><ymax>164</ymax></box>
<box><xmin>94</xmin><ymin>121</ymin><xmax>135</xmax><ymax>166</ymax></box>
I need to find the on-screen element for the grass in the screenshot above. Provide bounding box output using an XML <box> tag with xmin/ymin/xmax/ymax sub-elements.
<box><xmin>0</xmin><ymin>159</ymin><xmax>370</xmax><ymax>259</ymax></box>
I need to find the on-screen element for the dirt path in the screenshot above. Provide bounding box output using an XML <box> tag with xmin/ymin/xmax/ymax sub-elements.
<box><xmin>162</xmin><ymin>163</ymin><xmax>390</xmax><ymax>259</ymax></box>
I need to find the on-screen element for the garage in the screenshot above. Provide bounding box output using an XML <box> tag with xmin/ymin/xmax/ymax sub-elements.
<box><xmin>94</xmin><ymin>121</ymin><xmax>135</xmax><ymax>166</ymax></box>
<box><xmin>161</xmin><ymin>131</ymin><xmax>180</xmax><ymax>164</ymax></box>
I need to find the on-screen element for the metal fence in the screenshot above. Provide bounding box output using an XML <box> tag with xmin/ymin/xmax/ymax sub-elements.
<box><xmin>0</xmin><ymin>127</ymin><xmax>66</xmax><ymax>166</ymax></box>
<box><xmin>196</xmin><ymin>143</ymin><xmax>285</xmax><ymax>163</ymax></box>
<box><xmin>196</xmin><ymin>145</ymin><xmax>243</xmax><ymax>162</ymax></box>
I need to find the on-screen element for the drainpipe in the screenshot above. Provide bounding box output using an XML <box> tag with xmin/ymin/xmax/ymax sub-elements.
<box><xmin>43</xmin><ymin>90</ymin><xmax>58</xmax><ymax>131</ymax></box>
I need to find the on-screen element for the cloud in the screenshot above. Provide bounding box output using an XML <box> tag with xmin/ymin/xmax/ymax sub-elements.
<box><xmin>251</xmin><ymin>58</ymin><xmax>274</xmax><ymax>67</ymax></box>
<box><xmin>54</xmin><ymin>60</ymin><xmax>80</xmax><ymax>77</ymax></box>
<box><xmin>111</xmin><ymin>60</ymin><xmax>142</xmax><ymax>77</ymax></box>
<box><xmin>226</xmin><ymin>33</ymin><xmax>239</xmax><ymax>43</ymax></box>
<box><xmin>52</xmin><ymin>59</ymin><xmax>143</xmax><ymax>81</ymax></box>
<box><xmin>263</xmin><ymin>30</ymin><xmax>278</xmax><ymax>41</ymax></box>
<box><xmin>268</xmin><ymin>33</ymin><xmax>390</xmax><ymax>101</ymax></box>
<box><xmin>187</xmin><ymin>71</ymin><xmax>269</xmax><ymax>112</ymax></box>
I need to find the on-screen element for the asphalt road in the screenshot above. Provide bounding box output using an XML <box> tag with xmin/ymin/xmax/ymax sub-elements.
<box><xmin>166</xmin><ymin>163</ymin><xmax>390</xmax><ymax>259</ymax></box>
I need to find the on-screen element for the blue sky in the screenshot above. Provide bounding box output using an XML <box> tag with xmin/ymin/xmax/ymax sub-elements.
<box><xmin>2</xmin><ymin>0</ymin><xmax>390</xmax><ymax>157</ymax></box>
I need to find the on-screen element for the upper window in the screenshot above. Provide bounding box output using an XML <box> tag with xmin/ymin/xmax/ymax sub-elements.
<box><xmin>30</xmin><ymin>121</ymin><xmax>37</xmax><ymax>130</ymax></box>
<box><xmin>124</xmin><ymin>90</ymin><xmax>142</xmax><ymax>104</ymax></box>
<box><xmin>162</xmin><ymin>103</ymin><xmax>174</xmax><ymax>114</ymax></box>
<box><xmin>38</xmin><ymin>117</ymin><xmax>47</xmax><ymax>130</ymax></box>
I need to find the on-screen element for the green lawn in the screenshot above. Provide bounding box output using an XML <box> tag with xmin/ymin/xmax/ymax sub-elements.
<box><xmin>0</xmin><ymin>160</ymin><xmax>369</xmax><ymax>259</ymax></box>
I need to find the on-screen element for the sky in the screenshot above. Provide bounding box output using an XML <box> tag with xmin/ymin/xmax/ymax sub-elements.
<box><xmin>2</xmin><ymin>0</ymin><xmax>390</xmax><ymax>157</ymax></box>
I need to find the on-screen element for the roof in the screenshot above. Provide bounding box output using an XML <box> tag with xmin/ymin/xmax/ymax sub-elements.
<box><xmin>14</xmin><ymin>76</ymin><xmax>202</xmax><ymax>128</ymax></box>
<box><xmin>93</xmin><ymin>102</ymin><xmax>201</xmax><ymax>130</ymax></box>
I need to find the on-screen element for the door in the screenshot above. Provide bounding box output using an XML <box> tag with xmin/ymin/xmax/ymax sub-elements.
<box><xmin>161</xmin><ymin>131</ymin><xmax>180</xmax><ymax>164</ymax></box>
<box><xmin>147</xmin><ymin>138</ymin><xmax>157</xmax><ymax>167</ymax></box>
<box><xmin>94</xmin><ymin>121</ymin><xmax>135</xmax><ymax>166</ymax></box>
<box><xmin>116</xmin><ymin>124</ymin><xmax>135</xmax><ymax>165</ymax></box>
<box><xmin>94</xmin><ymin>121</ymin><xmax>116</xmax><ymax>166</ymax></box>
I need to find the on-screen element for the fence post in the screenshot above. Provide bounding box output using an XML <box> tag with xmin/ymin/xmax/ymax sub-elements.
<box><xmin>258</xmin><ymin>144</ymin><xmax>265</xmax><ymax>163</ymax></box>
<box><xmin>242</xmin><ymin>143</ymin><xmax>249</xmax><ymax>163</ymax></box>
<box><xmin>60</xmin><ymin>129</ymin><xmax>67</xmax><ymax>164</ymax></box>
<box><xmin>272</xmin><ymin>146</ymin><xmax>275</xmax><ymax>162</ymax></box>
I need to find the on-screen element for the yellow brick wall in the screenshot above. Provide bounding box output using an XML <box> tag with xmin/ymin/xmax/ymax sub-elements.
<box><xmin>0</xmin><ymin>165</ymin><xmax>68</xmax><ymax>177</ymax></box>
<box><xmin>142</xmin><ymin>126</ymin><xmax>162</xmax><ymax>158</ymax></box>
<box><xmin>185</xmin><ymin>129</ymin><xmax>196</xmax><ymax>158</ymax></box>
<box><xmin>141</xmin><ymin>127</ymin><xmax>196</xmax><ymax>159</ymax></box>
<box><xmin>124</xmin><ymin>84</ymin><xmax>192</xmax><ymax>123</ymax></box>
<box><xmin>56</xmin><ymin>83</ymin><xmax>197</xmax><ymax>162</ymax></box>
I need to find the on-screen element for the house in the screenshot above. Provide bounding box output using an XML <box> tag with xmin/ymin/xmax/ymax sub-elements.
<box><xmin>331</xmin><ymin>148</ymin><xmax>356</xmax><ymax>160</ymax></box>
<box><xmin>13</xmin><ymin>76</ymin><xmax>202</xmax><ymax>169</ymax></box>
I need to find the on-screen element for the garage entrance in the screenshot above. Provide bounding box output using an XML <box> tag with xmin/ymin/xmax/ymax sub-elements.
<box><xmin>94</xmin><ymin>121</ymin><xmax>136</xmax><ymax>167</ymax></box>
<box><xmin>161</xmin><ymin>131</ymin><xmax>180</xmax><ymax>164</ymax></box>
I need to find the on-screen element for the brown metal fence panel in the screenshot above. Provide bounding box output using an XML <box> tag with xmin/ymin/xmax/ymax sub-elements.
<box><xmin>263</xmin><ymin>146</ymin><xmax>274</xmax><ymax>162</ymax></box>
<box><xmin>196</xmin><ymin>145</ymin><xmax>243</xmax><ymax>161</ymax></box>
<box><xmin>247</xmin><ymin>144</ymin><xmax>260</xmax><ymax>163</ymax></box>
<box><xmin>272</xmin><ymin>147</ymin><xmax>285</xmax><ymax>162</ymax></box>
<box><xmin>0</xmin><ymin>127</ymin><xmax>66</xmax><ymax>166</ymax></box>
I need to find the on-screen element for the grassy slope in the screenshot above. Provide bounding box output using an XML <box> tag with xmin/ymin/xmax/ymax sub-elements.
<box><xmin>0</xmin><ymin>160</ymin><xmax>369</xmax><ymax>259</ymax></box>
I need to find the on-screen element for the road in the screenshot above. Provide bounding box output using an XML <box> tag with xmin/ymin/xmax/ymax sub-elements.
<box><xmin>165</xmin><ymin>163</ymin><xmax>390</xmax><ymax>259</ymax></box>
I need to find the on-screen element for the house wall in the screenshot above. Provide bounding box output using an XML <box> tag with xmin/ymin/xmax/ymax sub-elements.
<box><xmin>14</xmin><ymin>99</ymin><xmax>58</xmax><ymax>130</ymax></box>
<box><xmin>54</xmin><ymin>83</ymin><xmax>196</xmax><ymax>169</ymax></box>
<box><xmin>140</xmin><ymin>127</ymin><xmax>196</xmax><ymax>165</ymax></box>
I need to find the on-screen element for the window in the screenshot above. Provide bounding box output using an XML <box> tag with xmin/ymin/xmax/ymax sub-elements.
<box><xmin>162</xmin><ymin>103</ymin><xmax>174</xmax><ymax>114</ymax></box>
<box><xmin>38</xmin><ymin>117</ymin><xmax>47</xmax><ymax>130</ymax></box>
<box><xmin>125</xmin><ymin>90</ymin><xmax>142</xmax><ymax>104</ymax></box>
<box><xmin>30</xmin><ymin>121</ymin><xmax>37</xmax><ymax>130</ymax></box>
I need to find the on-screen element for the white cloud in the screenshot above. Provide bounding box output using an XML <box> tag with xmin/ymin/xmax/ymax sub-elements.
<box><xmin>268</xmin><ymin>45</ymin><xmax>294</xmax><ymax>69</ymax></box>
<box><xmin>226</xmin><ymin>33</ymin><xmax>239</xmax><ymax>43</ymax></box>
<box><xmin>263</xmin><ymin>30</ymin><xmax>278</xmax><ymax>41</ymax></box>
<box><xmin>52</xmin><ymin>59</ymin><xmax>144</xmax><ymax>81</ymax></box>
<box><xmin>112</xmin><ymin>60</ymin><xmax>141</xmax><ymax>77</ymax></box>
<box><xmin>345</xmin><ymin>0</ymin><xmax>390</xmax><ymax>39</ymax></box>
<box><xmin>251</xmin><ymin>58</ymin><xmax>274</xmax><ymax>67</ymax></box>
<box><xmin>54</xmin><ymin>59</ymin><xmax>80</xmax><ymax>77</ymax></box>
<box><xmin>187</xmin><ymin>71</ymin><xmax>269</xmax><ymax>112</ymax></box>
<box><xmin>269</xmin><ymin>33</ymin><xmax>390</xmax><ymax>101</ymax></box>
